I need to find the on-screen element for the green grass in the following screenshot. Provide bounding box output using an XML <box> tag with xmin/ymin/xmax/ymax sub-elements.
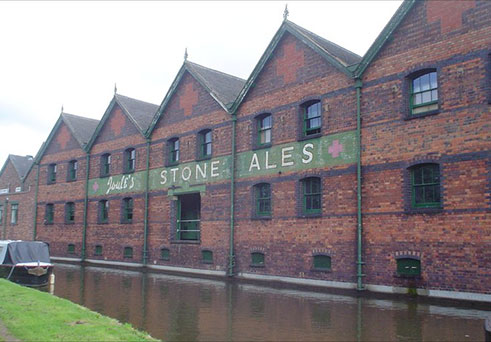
<box><xmin>0</xmin><ymin>279</ymin><xmax>159</xmax><ymax>341</ymax></box>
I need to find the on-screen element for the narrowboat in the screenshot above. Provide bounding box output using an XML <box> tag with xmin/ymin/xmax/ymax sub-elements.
<box><xmin>0</xmin><ymin>240</ymin><xmax>53</xmax><ymax>287</ymax></box>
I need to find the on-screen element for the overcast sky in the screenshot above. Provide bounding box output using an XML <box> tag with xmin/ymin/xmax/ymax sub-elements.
<box><xmin>0</xmin><ymin>1</ymin><xmax>403</xmax><ymax>166</ymax></box>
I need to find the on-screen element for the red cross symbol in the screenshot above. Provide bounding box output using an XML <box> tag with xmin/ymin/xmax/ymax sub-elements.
<box><xmin>56</xmin><ymin>125</ymin><xmax>71</xmax><ymax>150</ymax></box>
<box><xmin>92</xmin><ymin>181</ymin><xmax>99</xmax><ymax>193</ymax></box>
<box><xmin>427</xmin><ymin>0</ymin><xmax>475</xmax><ymax>34</ymax></box>
<box><xmin>328</xmin><ymin>140</ymin><xmax>343</xmax><ymax>158</ymax></box>
<box><xmin>110</xmin><ymin>108</ymin><xmax>126</xmax><ymax>137</ymax></box>
<box><xmin>180</xmin><ymin>82</ymin><xmax>199</xmax><ymax>116</ymax></box>
<box><xmin>276</xmin><ymin>41</ymin><xmax>304</xmax><ymax>84</ymax></box>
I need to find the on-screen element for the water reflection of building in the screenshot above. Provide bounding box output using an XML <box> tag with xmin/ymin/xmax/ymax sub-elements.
<box><xmin>1</xmin><ymin>0</ymin><xmax>490</xmax><ymax>303</ymax></box>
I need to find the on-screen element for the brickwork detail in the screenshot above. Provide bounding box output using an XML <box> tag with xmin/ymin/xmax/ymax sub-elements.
<box><xmin>427</xmin><ymin>0</ymin><xmax>476</xmax><ymax>34</ymax></box>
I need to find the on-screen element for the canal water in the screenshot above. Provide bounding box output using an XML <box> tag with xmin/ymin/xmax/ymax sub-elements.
<box><xmin>50</xmin><ymin>263</ymin><xmax>489</xmax><ymax>341</ymax></box>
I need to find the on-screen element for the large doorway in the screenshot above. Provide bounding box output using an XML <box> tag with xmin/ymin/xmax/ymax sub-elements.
<box><xmin>177</xmin><ymin>193</ymin><xmax>200</xmax><ymax>240</ymax></box>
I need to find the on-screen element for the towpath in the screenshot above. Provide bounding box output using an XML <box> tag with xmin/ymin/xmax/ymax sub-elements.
<box><xmin>0</xmin><ymin>318</ymin><xmax>20</xmax><ymax>342</ymax></box>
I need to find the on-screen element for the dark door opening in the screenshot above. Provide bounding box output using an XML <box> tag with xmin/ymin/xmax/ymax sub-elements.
<box><xmin>177</xmin><ymin>193</ymin><xmax>201</xmax><ymax>240</ymax></box>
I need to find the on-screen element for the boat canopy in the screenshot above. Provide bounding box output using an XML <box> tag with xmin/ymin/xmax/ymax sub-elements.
<box><xmin>0</xmin><ymin>241</ymin><xmax>50</xmax><ymax>265</ymax></box>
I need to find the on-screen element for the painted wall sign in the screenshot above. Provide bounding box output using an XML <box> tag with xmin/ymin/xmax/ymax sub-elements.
<box><xmin>88</xmin><ymin>130</ymin><xmax>356</xmax><ymax>197</ymax></box>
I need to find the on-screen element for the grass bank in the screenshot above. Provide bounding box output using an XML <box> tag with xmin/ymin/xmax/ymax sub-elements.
<box><xmin>0</xmin><ymin>279</ymin><xmax>158</xmax><ymax>341</ymax></box>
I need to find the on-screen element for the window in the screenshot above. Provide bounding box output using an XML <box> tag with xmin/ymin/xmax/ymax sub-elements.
<box><xmin>161</xmin><ymin>248</ymin><xmax>170</xmax><ymax>261</ymax></box>
<box><xmin>0</xmin><ymin>205</ymin><xmax>3</xmax><ymax>224</ymax></box>
<box><xmin>122</xmin><ymin>198</ymin><xmax>133</xmax><ymax>223</ymax></box>
<box><xmin>302</xmin><ymin>177</ymin><xmax>321</xmax><ymax>214</ymax></box>
<box><xmin>65</xmin><ymin>202</ymin><xmax>75</xmax><ymax>224</ymax></box>
<box><xmin>255</xmin><ymin>183</ymin><xmax>271</xmax><ymax>217</ymax></box>
<box><xmin>48</xmin><ymin>164</ymin><xmax>57</xmax><ymax>184</ymax></box>
<box><xmin>410</xmin><ymin>164</ymin><xmax>440</xmax><ymax>208</ymax></box>
<box><xmin>313</xmin><ymin>255</ymin><xmax>331</xmax><ymax>271</ymax></box>
<box><xmin>168</xmin><ymin>138</ymin><xmax>180</xmax><ymax>165</ymax></box>
<box><xmin>397</xmin><ymin>258</ymin><xmax>421</xmax><ymax>277</ymax></box>
<box><xmin>251</xmin><ymin>252</ymin><xmax>265</xmax><ymax>267</ymax></box>
<box><xmin>101</xmin><ymin>154</ymin><xmax>111</xmax><ymax>177</ymax></box>
<box><xmin>302</xmin><ymin>101</ymin><xmax>321</xmax><ymax>137</ymax></box>
<box><xmin>45</xmin><ymin>203</ymin><xmax>54</xmax><ymax>224</ymax></box>
<box><xmin>410</xmin><ymin>71</ymin><xmax>438</xmax><ymax>115</ymax></box>
<box><xmin>68</xmin><ymin>160</ymin><xmax>78</xmax><ymax>181</ymax></box>
<box><xmin>124</xmin><ymin>148</ymin><xmax>136</xmax><ymax>173</ymax></box>
<box><xmin>94</xmin><ymin>245</ymin><xmax>103</xmax><ymax>256</ymax></box>
<box><xmin>123</xmin><ymin>247</ymin><xmax>133</xmax><ymax>259</ymax></box>
<box><xmin>202</xmin><ymin>250</ymin><xmax>213</xmax><ymax>264</ymax></box>
<box><xmin>10</xmin><ymin>203</ymin><xmax>18</xmax><ymax>225</ymax></box>
<box><xmin>98</xmin><ymin>200</ymin><xmax>109</xmax><ymax>224</ymax></box>
<box><xmin>176</xmin><ymin>193</ymin><xmax>200</xmax><ymax>241</ymax></box>
<box><xmin>257</xmin><ymin>114</ymin><xmax>272</xmax><ymax>146</ymax></box>
<box><xmin>198</xmin><ymin>130</ymin><xmax>212</xmax><ymax>159</ymax></box>
<box><xmin>67</xmin><ymin>244</ymin><xmax>75</xmax><ymax>254</ymax></box>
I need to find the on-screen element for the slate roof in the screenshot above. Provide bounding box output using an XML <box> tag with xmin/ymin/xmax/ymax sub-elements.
<box><xmin>61</xmin><ymin>113</ymin><xmax>100</xmax><ymax>148</ymax></box>
<box><xmin>115</xmin><ymin>94</ymin><xmax>160</xmax><ymax>134</ymax></box>
<box><xmin>185</xmin><ymin>61</ymin><xmax>246</xmax><ymax>108</ymax></box>
<box><xmin>286</xmin><ymin>20</ymin><xmax>362</xmax><ymax>66</ymax></box>
<box><xmin>8</xmin><ymin>154</ymin><xmax>34</xmax><ymax>180</ymax></box>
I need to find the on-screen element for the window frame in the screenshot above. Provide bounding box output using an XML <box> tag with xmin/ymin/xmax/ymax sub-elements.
<box><xmin>301</xmin><ymin>100</ymin><xmax>322</xmax><ymax>139</ymax></box>
<box><xmin>410</xmin><ymin>163</ymin><xmax>441</xmax><ymax>209</ymax></box>
<box><xmin>312</xmin><ymin>254</ymin><xmax>331</xmax><ymax>272</ymax></box>
<box><xmin>175</xmin><ymin>193</ymin><xmax>201</xmax><ymax>241</ymax></box>
<box><xmin>10</xmin><ymin>203</ymin><xmax>18</xmax><ymax>225</ymax></box>
<box><xmin>255</xmin><ymin>113</ymin><xmax>272</xmax><ymax>148</ymax></box>
<box><xmin>121</xmin><ymin>197</ymin><xmax>133</xmax><ymax>224</ymax></box>
<box><xmin>98</xmin><ymin>200</ymin><xmax>109</xmax><ymax>224</ymax></box>
<box><xmin>250</xmin><ymin>252</ymin><xmax>265</xmax><ymax>267</ymax></box>
<box><xmin>67</xmin><ymin>160</ymin><xmax>78</xmax><ymax>181</ymax></box>
<box><xmin>45</xmin><ymin>203</ymin><xmax>54</xmax><ymax>224</ymax></box>
<box><xmin>404</xmin><ymin>68</ymin><xmax>440</xmax><ymax>119</ymax></box>
<box><xmin>67</xmin><ymin>243</ymin><xmax>75</xmax><ymax>254</ymax></box>
<box><xmin>201</xmin><ymin>250</ymin><xmax>213</xmax><ymax>264</ymax></box>
<box><xmin>301</xmin><ymin>177</ymin><xmax>322</xmax><ymax>216</ymax></box>
<box><xmin>123</xmin><ymin>246</ymin><xmax>133</xmax><ymax>259</ymax></box>
<box><xmin>160</xmin><ymin>248</ymin><xmax>170</xmax><ymax>261</ymax></box>
<box><xmin>94</xmin><ymin>245</ymin><xmax>103</xmax><ymax>256</ymax></box>
<box><xmin>124</xmin><ymin>148</ymin><xmax>136</xmax><ymax>173</ymax></box>
<box><xmin>47</xmin><ymin>163</ymin><xmax>57</xmax><ymax>184</ymax></box>
<box><xmin>65</xmin><ymin>202</ymin><xmax>75</xmax><ymax>224</ymax></box>
<box><xmin>100</xmin><ymin>153</ymin><xmax>111</xmax><ymax>177</ymax></box>
<box><xmin>197</xmin><ymin>129</ymin><xmax>212</xmax><ymax>160</ymax></box>
<box><xmin>254</xmin><ymin>183</ymin><xmax>272</xmax><ymax>218</ymax></box>
<box><xmin>0</xmin><ymin>204</ymin><xmax>3</xmax><ymax>225</ymax></box>
<box><xmin>396</xmin><ymin>257</ymin><xmax>421</xmax><ymax>277</ymax></box>
<box><xmin>167</xmin><ymin>138</ymin><xmax>180</xmax><ymax>165</ymax></box>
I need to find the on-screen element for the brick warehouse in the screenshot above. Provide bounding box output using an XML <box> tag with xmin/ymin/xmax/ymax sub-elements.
<box><xmin>1</xmin><ymin>0</ymin><xmax>490</xmax><ymax>302</ymax></box>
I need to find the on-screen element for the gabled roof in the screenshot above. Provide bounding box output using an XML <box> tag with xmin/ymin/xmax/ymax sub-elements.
<box><xmin>354</xmin><ymin>0</ymin><xmax>416</xmax><ymax>78</ymax></box>
<box><xmin>0</xmin><ymin>154</ymin><xmax>34</xmax><ymax>183</ymax></box>
<box><xmin>230</xmin><ymin>19</ymin><xmax>361</xmax><ymax>113</ymax></box>
<box><xmin>61</xmin><ymin>113</ymin><xmax>99</xmax><ymax>148</ymax></box>
<box><xmin>86</xmin><ymin>93</ymin><xmax>159</xmax><ymax>150</ymax></box>
<box><xmin>146</xmin><ymin>61</ymin><xmax>246</xmax><ymax>135</ymax></box>
<box><xmin>35</xmin><ymin>112</ymin><xmax>99</xmax><ymax>163</ymax></box>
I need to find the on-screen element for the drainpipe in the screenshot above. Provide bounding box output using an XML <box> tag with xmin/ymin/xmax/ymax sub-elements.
<box><xmin>32</xmin><ymin>163</ymin><xmax>40</xmax><ymax>240</ymax></box>
<box><xmin>228</xmin><ymin>114</ymin><xmax>237</xmax><ymax>277</ymax></box>
<box><xmin>143</xmin><ymin>139</ymin><xmax>150</xmax><ymax>265</ymax></box>
<box><xmin>82</xmin><ymin>153</ymin><xmax>90</xmax><ymax>261</ymax></box>
<box><xmin>355</xmin><ymin>78</ymin><xmax>365</xmax><ymax>291</ymax></box>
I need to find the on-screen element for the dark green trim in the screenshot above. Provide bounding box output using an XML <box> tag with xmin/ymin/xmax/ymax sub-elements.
<box><xmin>410</xmin><ymin>163</ymin><xmax>441</xmax><ymax>208</ymax></box>
<box><xmin>255</xmin><ymin>183</ymin><xmax>271</xmax><ymax>217</ymax></box>
<box><xmin>396</xmin><ymin>257</ymin><xmax>421</xmax><ymax>276</ymax></box>
<box><xmin>143</xmin><ymin>139</ymin><xmax>150</xmax><ymax>265</ymax></box>
<box><xmin>228</xmin><ymin>114</ymin><xmax>237</xmax><ymax>276</ymax></box>
<box><xmin>251</xmin><ymin>252</ymin><xmax>265</xmax><ymax>266</ymax></box>
<box><xmin>82</xmin><ymin>154</ymin><xmax>90</xmax><ymax>261</ymax></box>
<box><xmin>33</xmin><ymin>163</ymin><xmax>40</xmax><ymax>240</ymax></box>
<box><xmin>302</xmin><ymin>177</ymin><xmax>321</xmax><ymax>214</ymax></box>
<box><xmin>313</xmin><ymin>254</ymin><xmax>331</xmax><ymax>271</ymax></box>
<box><xmin>354</xmin><ymin>0</ymin><xmax>416</xmax><ymax>77</ymax></box>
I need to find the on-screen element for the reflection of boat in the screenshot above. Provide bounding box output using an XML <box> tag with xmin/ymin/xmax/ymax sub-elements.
<box><xmin>0</xmin><ymin>240</ymin><xmax>54</xmax><ymax>287</ymax></box>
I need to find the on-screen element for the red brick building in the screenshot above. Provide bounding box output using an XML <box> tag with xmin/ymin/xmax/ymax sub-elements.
<box><xmin>3</xmin><ymin>0</ymin><xmax>490</xmax><ymax>302</ymax></box>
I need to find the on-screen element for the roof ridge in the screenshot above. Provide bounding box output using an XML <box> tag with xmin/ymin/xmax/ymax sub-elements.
<box><xmin>185</xmin><ymin>61</ymin><xmax>246</xmax><ymax>82</ymax></box>
<box><xmin>286</xmin><ymin>20</ymin><xmax>361</xmax><ymax>59</ymax></box>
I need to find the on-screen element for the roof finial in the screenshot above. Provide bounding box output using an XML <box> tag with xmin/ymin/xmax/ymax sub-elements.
<box><xmin>114</xmin><ymin>83</ymin><xmax>117</xmax><ymax>95</ymax></box>
<box><xmin>283</xmin><ymin>4</ymin><xmax>289</xmax><ymax>21</ymax></box>
<box><xmin>184</xmin><ymin>48</ymin><xmax>188</xmax><ymax>61</ymax></box>
<box><xmin>61</xmin><ymin>105</ymin><xmax>64</xmax><ymax>113</ymax></box>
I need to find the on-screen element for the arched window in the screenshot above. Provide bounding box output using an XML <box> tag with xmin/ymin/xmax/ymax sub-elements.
<box><xmin>48</xmin><ymin>163</ymin><xmax>57</xmax><ymax>184</ymax></box>
<box><xmin>410</xmin><ymin>163</ymin><xmax>440</xmax><ymax>208</ymax></box>
<box><xmin>168</xmin><ymin>138</ymin><xmax>180</xmax><ymax>165</ymax></box>
<box><xmin>410</xmin><ymin>70</ymin><xmax>438</xmax><ymax>115</ymax></box>
<box><xmin>254</xmin><ymin>183</ymin><xmax>271</xmax><ymax>217</ymax></box>
<box><xmin>256</xmin><ymin>114</ymin><xmax>272</xmax><ymax>146</ymax></box>
<box><xmin>397</xmin><ymin>257</ymin><xmax>421</xmax><ymax>277</ymax></box>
